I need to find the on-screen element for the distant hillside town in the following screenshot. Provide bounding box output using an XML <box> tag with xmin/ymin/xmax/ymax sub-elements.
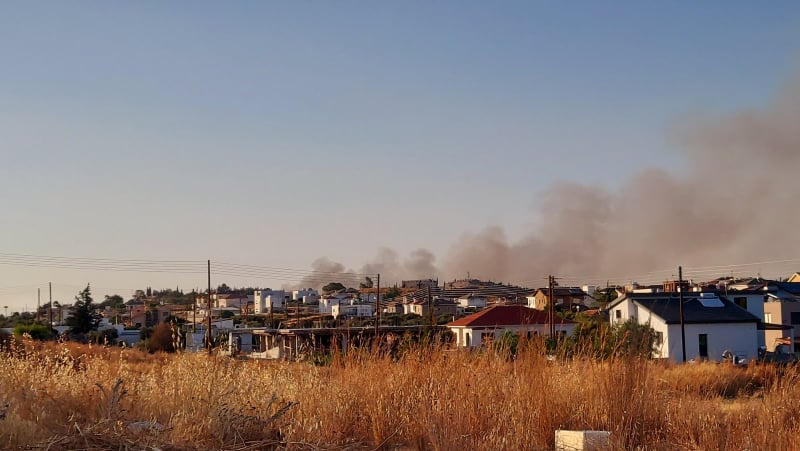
<box><xmin>3</xmin><ymin>273</ymin><xmax>800</xmax><ymax>364</ymax></box>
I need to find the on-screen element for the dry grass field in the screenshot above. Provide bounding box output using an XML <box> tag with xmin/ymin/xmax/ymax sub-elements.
<box><xmin>1</xmin><ymin>338</ymin><xmax>799</xmax><ymax>450</ymax></box>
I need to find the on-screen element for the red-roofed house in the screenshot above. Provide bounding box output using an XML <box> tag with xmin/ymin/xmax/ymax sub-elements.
<box><xmin>447</xmin><ymin>305</ymin><xmax>576</xmax><ymax>348</ymax></box>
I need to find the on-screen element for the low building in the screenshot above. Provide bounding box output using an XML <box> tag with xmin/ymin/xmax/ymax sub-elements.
<box><xmin>406</xmin><ymin>298</ymin><xmax>459</xmax><ymax>319</ymax></box>
<box><xmin>447</xmin><ymin>305</ymin><xmax>576</xmax><ymax>348</ymax></box>
<box><xmin>764</xmin><ymin>295</ymin><xmax>800</xmax><ymax>352</ymax></box>
<box><xmin>458</xmin><ymin>294</ymin><xmax>488</xmax><ymax>309</ymax></box>
<box><xmin>401</xmin><ymin>279</ymin><xmax>438</xmax><ymax>289</ymax></box>
<box><xmin>216</xmin><ymin>293</ymin><xmax>249</xmax><ymax>309</ymax></box>
<box><xmin>254</xmin><ymin>290</ymin><xmax>286</xmax><ymax>314</ymax></box>
<box><xmin>528</xmin><ymin>287</ymin><xmax>591</xmax><ymax>311</ymax></box>
<box><xmin>607</xmin><ymin>292</ymin><xmax>760</xmax><ymax>362</ymax></box>
<box><xmin>331</xmin><ymin>303</ymin><xmax>375</xmax><ymax>319</ymax></box>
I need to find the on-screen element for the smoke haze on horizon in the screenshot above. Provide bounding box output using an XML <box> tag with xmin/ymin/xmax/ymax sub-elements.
<box><xmin>304</xmin><ymin>76</ymin><xmax>800</xmax><ymax>289</ymax></box>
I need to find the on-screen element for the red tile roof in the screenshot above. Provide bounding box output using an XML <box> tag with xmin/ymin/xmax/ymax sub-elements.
<box><xmin>447</xmin><ymin>305</ymin><xmax>575</xmax><ymax>327</ymax></box>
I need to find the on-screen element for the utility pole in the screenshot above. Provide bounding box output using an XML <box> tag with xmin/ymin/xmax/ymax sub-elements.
<box><xmin>296</xmin><ymin>293</ymin><xmax>301</xmax><ymax>327</ymax></box>
<box><xmin>207</xmin><ymin>260</ymin><xmax>212</xmax><ymax>354</ymax></box>
<box><xmin>192</xmin><ymin>290</ymin><xmax>197</xmax><ymax>333</ymax></box>
<box><xmin>548</xmin><ymin>275</ymin><xmax>556</xmax><ymax>337</ymax></box>
<box><xmin>427</xmin><ymin>284</ymin><xmax>434</xmax><ymax>327</ymax></box>
<box><xmin>269</xmin><ymin>291</ymin><xmax>274</xmax><ymax>328</ymax></box>
<box><xmin>678</xmin><ymin>266</ymin><xmax>687</xmax><ymax>363</ymax></box>
<box><xmin>374</xmin><ymin>274</ymin><xmax>380</xmax><ymax>337</ymax></box>
<box><xmin>37</xmin><ymin>288</ymin><xmax>41</xmax><ymax>323</ymax></box>
<box><xmin>48</xmin><ymin>282</ymin><xmax>53</xmax><ymax>328</ymax></box>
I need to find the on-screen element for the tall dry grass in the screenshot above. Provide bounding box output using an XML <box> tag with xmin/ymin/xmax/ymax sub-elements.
<box><xmin>0</xmin><ymin>337</ymin><xmax>798</xmax><ymax>450</ymax></box>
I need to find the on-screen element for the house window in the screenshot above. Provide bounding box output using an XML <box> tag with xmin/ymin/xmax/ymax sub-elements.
<box><xmin>615</xmin><ymin>310</ymin><xmax>622</xmax><ymax>320</ymax></box>
<box><xmin>792</xmin><ymin>312</ymin><xmax>800</xmax><ymax>325</ymax></box>
<box><xmin>733</xmin><ymin>297</ymin><xmax>747</xmax><ymax>310</ymax></box>
<box><xmin>765</xmin><ymin>313</ymin><xmax>772</xmax><ymax>323</ymax></box>
<box><xmin>698</xmin><ymin>334</ymin><xmax>708</xmax><ymax>359</ymax></box>
<box><xmin>655</xmin><ymin>332</ymin><xmax>663</xmax><ymax>346</ymax></box>
<box><xmin>465</xmin><ymin>332</ymin><xmax>471</xmax><ymax>346</ymax></box>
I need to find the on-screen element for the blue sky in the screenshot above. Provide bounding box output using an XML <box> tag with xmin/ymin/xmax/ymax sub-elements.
<box><xmin>1</xmin><ymin>2</ymin><xmax>799</xmax><ymax>311</ymax></box>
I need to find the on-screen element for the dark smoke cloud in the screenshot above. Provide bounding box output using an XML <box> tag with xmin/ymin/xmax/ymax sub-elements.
<box><xmin>360</xmin><ymin>247</ymin><xmax>439</xmax><ymax>282</ymax></box>
<box><xmin>304</xmin><ymin>77</ymin><xmax>800</xmax><ymax>287</ymax></box>
<box><xmin>293</xmin><ymin>249</ymin><xmax>439</xmax><ymax>290</ymax></box>
<box><xmin>292</xmin><ymin>257</ymin><xmax>354</xmax><ymax>290</ymax></box>
<box><xmin>445</xmin><ymin>76</ymin><xmax>800</xmax><ymax>284</ymax></box>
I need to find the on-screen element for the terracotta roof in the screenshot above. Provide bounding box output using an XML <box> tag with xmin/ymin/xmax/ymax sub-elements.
<box><xmin>447</xmin><ymin>305</ymin><xmax>575</xmax><ymax>328</ymax></box>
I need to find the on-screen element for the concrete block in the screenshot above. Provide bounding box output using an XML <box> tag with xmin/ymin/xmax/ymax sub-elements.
<box><xmin>555</xmin><ymin>430</ymin><xmax>611</xmax><ymax>451</ymax></box>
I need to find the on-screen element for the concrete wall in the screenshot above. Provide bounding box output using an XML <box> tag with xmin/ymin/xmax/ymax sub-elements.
<box><xmin>451</xmin><ymin>323</ymin><xmax>577</xmax><ymax>348</ymax></box>
<box><xmin>254</xmin><ymin>290</ymin><xmax>286</xmax><ymax>314</ymax></box>
<box><xmin>665</xmin><ymin>322</ymin><xmax>758</xmax><ymax>362</ymax></box>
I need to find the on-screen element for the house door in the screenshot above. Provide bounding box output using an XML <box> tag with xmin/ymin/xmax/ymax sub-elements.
<box><xmin>698</xmin><ymin>334</ymin><xmax>708</xmax><ymax>359</ymax></box>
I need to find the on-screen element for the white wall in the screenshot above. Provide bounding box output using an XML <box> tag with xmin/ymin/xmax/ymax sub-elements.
<box><xmin>331</xmin><ymin>304</ymin><xmax>375</xmax><ymax>319</ymax></box>
<box><xmin>664</xmin><ymin>323</ymin><xmax>758</xmax><ymax>363</ymax></box>
<box><xmin>458</xmin><ymin>296</ymin><xmax>487</xmax><ymax>308</ymax></box>
<box><xmin>318</xmin><ymin>297</ymin><xmax>339</xmax><ymax>314</ymax></box>
<box><xmin>254</xmin><ymin>290</ymin><xmax>286</xmax><ymax>314</ymax></box>
<box><xmin>609</xmin><ymin>298</ymin><xmax>636</xmax><ymax>325</ymax></box>
<box><xmin>726</xmin><ymin>293</ymin><xmax>764</xmax><ymax>321</ymax></box>
<box><xmin>450</xmin><ymin>323</ymin><xmax>577</xmax><ymax>348</ymax></box>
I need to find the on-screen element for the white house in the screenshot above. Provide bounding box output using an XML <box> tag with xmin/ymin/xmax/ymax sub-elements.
<box><xmin>447</xmin><ymin>305</ymin><xmax>576</xmax><ymax>348</ymax></box>
<box><xmin>317</xmin><ymin>296</ymin><xmax>339</xmax><ymax>314</ymax></box>
<box><xmin>215</xmin><ymin>293</ymin><xmax>249</xmax><ymax>309</ymax></box>
<box><xmin>331</xmin><ymin>303</ymin><xmax>375</xmax><ymax>319</ymax></box>
<box><xmin>318</xmin><ymin>293</ymin><xmax>354</xmax><ymax>314</ymax></box>
<box><xmin>607</xmin><ymin>292</ymin><xmax>760</xmax><ymax>362</ymax></box>
<box><xmin>292</xmin><ymin>289</ymin><xmax>320</xmax><ymax>304</ymax></box>
<box><xmin>458</xmin><ymin>294</ymin><xmax>488</xmax><ymax>309</ymax></box>
<box><xmin>253</xmin><ymin>290</ymin><xmax>286</xmax><ymax>314</ymax></box>
<box><xmin>722</xmin><ymin>289</ymin><xmax>766</xmax><ymax>321</ymax></box>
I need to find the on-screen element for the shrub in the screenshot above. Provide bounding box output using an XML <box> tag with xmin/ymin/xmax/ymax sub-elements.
<box><xmin>0</xmin><ymin>328</ymin><xmax>10</xmax><ymax>348</ymax></box>
<box><xmin>146</xmin><ymin>323</ymin><xmax>176</xmax><ymax>353</ymax></box>
<box><xmin>89</xmin><ymin>328</ymin><xmax>119</xmax><ymax>345</ymax></box>
<box><xmin>12</xmin><ymin>323</ymin><xmax>53</xmax><ymax>340</ymax></box>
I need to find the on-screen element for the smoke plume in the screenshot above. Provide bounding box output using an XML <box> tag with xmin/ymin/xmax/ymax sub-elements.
<box><xmin>305</xmin><ymin>77</ymin><xmax>800</xmax><ymax>287</ymax></box>
<box><xmin>444</xmin><ymin>76</ymin><xmax>800</xmax><ymax>285</ymax></box>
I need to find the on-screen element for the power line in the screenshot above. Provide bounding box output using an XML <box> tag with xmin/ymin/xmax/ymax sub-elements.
<box><xmin>215</xmin><ymin>261</ymin><xmax>376</xmax><ymax>277</ymax></box>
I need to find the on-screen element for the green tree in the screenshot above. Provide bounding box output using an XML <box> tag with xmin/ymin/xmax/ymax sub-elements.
<box><xmin>494</xmin><ymin>330</ymin><xmax>520</xmax><ymax>358</ymax></box>
<box><xmin>593</xmin><ymin>288</ymin><xmax>619</xmax><ymax>306</ymax></box>
<box><xmin>322</xmin><ymin>282</ymin><xmax>346</xmax><ymax>293</ymax></box>
<box><xmin>66</xmin><ymin>284</ymin><xmax>102</xmax><ymax>335</ymax></box>
<box><xmin>383</xmin><ymin>286</ymin><xmax>401</xmax><ymax>300</ymax></box>
<box><xmin>100</xmin><ymin>294</ymin><xmax>125</xmax><ymax>309</ymax></box>
<box><xmin>613</xmin><ymin>319</ymin><xmax>658</xmax><ymax>358</ymax></box>
<box><xmin>359</xmin><ymin>277</ymin><xmax>374</xmax><ymax>289</ymax></box>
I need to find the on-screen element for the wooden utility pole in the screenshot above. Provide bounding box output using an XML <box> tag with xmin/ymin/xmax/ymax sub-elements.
<box><xmin>374</xmin><ymin>274</ymin><xmax>380</xmax><ymax>336</ymax></box>
<box><xmin>48</xmin><ymin>282</ymin><xmax>53</xmax><ymax>327</ymax></box>
<box><xmin>296</xmin><ymin>294</ymin><xmax>301</xmax><ymax>327</ymax></box>
<box><xmin>192</xmin><ymin>290</ymin><xmax>197</xmax><ymax>333</ymax></box>
<box><xmin>37</xmin><ymin>288</ymin><xmax>40</xmax><ymax>323</ymax></box>
<box><xmin>678</xmin><ymin>266</ymin><xmax>686</xmax><ymax>363</ymax></box>
<box><xmin>548</xmin><ymin>275</ymin><xmax>556</xmax><ymax>337</ymax></box>
<box><xmin>207</xmin><ymin>260</ymin><xmax>212</xmax><ymax>354</ymax></box>
<box><xmin>427</xmin><ymin>284</ymin><xmax>434</xmax><ymax>327</ymax></box>
<box><xmin>269</xmin><ymin>291</ymin><xmax>274</xmax><ymax>328</ymax></box>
